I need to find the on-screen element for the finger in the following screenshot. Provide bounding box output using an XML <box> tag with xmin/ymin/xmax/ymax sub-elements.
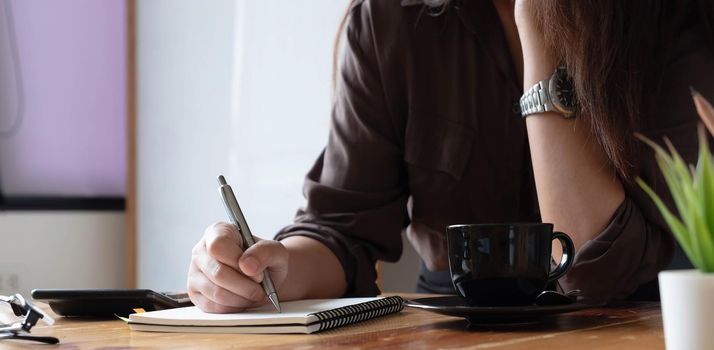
<box><xmin>240</xmin><ymin>240</ymin><xmax>288</xmax><ymax>283</ymax></box>
<box><xmin>188</xmin><ymin>291</ymin><xmax>247</xmax><ymax>314</ymax></box>
<box><xmin>204</xmin><ymin>222</ymin><xmax>244</xmax><ymax>269</ymax></box>
<box><xmin>193</xmin><ymin>251</ymin><xmax>266</xmax><ymax>303</ymax></box>
<box><xmin>188</xmin><ymin>265</ymin><xmax>263</xmax><ymax>308</ymax></box>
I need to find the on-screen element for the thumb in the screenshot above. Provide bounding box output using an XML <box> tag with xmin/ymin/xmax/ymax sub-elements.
<box><xmin>239</xmin><ymin>240</ymin><xmax>288</xmax><ymax>283</ymax></box>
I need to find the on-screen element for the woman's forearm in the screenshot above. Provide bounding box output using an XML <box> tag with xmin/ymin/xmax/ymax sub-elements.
<box><xmin>278</xmin><ymin>236</ymin><xmax>348</xmax><ymax>300</ymax></box>
<box><xmin>524</xmin><ymin>109</ymin><xmax>625</xmax><ymax>249</ymax></box>
<box><xmin>517</xmin><ymin>7</ymin><xmax>625</xmax><ymax>249</ymax></box>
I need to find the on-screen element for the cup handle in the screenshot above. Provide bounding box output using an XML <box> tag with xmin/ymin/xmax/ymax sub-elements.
<box><xmin>548</xmin><ymin>231</ymin><xmax>575</xmax><ymax>282</ymax></box>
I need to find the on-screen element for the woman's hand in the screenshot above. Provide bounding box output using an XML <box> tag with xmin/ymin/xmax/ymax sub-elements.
<box><xmin>512</xmin><ymin>0</ymin><xmax>533</xmax><ymax>27</ymax></box>
<box><xmin>512</xmin><ymin>0</ymin><xmax>556</xmax><ymax>87</ymax></box>
<box><xmin>187</xmin><ymin>222</ymin><xmax>289</xmax><ymax>313</ymax></box>
<box><xmin>513</xmin><ymin>0</ymin><xmax>541</xmax><ymax>44</ymax></box>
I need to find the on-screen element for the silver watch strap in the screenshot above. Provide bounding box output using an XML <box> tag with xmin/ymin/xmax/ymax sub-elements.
<box><xmin>519</xmin><ymin>79</ymin><xmax>554</xmax><ymax>117</ymax></box>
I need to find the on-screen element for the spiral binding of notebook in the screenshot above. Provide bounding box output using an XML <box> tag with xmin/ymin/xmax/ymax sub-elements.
<box><xmin>312</xmin><ymin>296</ymin><xmax>404</xmax><ymax>331</ymax></box>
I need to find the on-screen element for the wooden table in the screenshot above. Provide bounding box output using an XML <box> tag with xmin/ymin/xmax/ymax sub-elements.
<box><xmin>1</xmin><ymin>294</ymin><xmax>665</xmax><ymax>349</ymax></box>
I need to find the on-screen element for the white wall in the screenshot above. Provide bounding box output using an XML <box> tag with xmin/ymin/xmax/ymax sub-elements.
<box><xmin>136</xmin><ymin>0</ymin><xmax>235</xmax><ymax>290</ymax></box>
<box><xmin>228</xmin><ymin>1</ymin><xmax>345</xmax><ymax>241</ymax></box>
<box><xmin>0</xmin><ymin>212</ymin><xmax>126</xmax><ymax>297</ymax></box>
<box><xmin>137</xmin><ymin>0</ymin><xmax>420</xmax><ymax>293</ymax></box>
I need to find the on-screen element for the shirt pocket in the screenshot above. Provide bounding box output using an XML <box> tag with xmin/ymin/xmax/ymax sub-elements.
<box><xmin>404</xmin><ymin>116</ymin><xmax>474</xmax><ymax>182</ymax></box>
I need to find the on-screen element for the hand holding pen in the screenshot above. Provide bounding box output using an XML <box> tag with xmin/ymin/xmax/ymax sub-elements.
<box><xmin>217</xmin><ymin>175</ymin><xmax>281</xmax><ymax>312</ymax></box>
<box><xmin>186</xmin><ymin>176</ymin><xmax>288</xmax><ymax>313</ymax></box>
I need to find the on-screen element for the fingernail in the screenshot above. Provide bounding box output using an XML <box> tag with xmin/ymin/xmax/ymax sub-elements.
<box><xmin>242</xmin><ymin>256</ymin><xmax>259</xmax><ymax>274</ymax></box>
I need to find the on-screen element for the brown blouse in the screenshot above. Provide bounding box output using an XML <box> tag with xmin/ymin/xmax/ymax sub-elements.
<box><xmin>275</xmin><ymin>0</ymin><xmax>714</xmax><ymax>301</ymax></box>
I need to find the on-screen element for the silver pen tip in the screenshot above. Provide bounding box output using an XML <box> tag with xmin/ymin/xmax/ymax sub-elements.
<box><xmin>268</xmin><ymin>293</ymin><xmax>281</xmax><ymax>313</ymax></box>
<box><xmin>217</xmin><ymin>175</ymin><xmax>227</xmax><ymax>186</ymax></box>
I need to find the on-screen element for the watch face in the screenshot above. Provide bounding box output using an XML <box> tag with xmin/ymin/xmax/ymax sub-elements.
<box><xmin>548</xmin><ymin>67</ymin><xmax>576</xmax><ymax>117</ymax></box>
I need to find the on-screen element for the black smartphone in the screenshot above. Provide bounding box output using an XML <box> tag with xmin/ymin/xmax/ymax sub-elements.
<box><xmin>31</xmin><ymin>289</ymin><xmax>193</xmax><ymax>317</ymax></box>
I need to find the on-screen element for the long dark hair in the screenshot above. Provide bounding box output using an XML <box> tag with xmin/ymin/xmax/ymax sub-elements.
<box><xmin>334</xmin><ymin>0</ymin><xmax>714</xmax><ymax>181</ymax></box>
<box><xmin>531</xmin><ymin>0</ymin><xmax>714</xmax><ymax>181</ymax></box>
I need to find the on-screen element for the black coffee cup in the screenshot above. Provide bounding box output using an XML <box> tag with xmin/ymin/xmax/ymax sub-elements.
<box><xmin>446</xmin><ymin>223</ymin><xmax>574</xmax><ymax>306</ymax></box>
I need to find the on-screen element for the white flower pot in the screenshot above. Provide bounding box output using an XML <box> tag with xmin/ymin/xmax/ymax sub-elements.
<box><xmin>659</xmin><ymin>269</ymin><xmax>714</xmax><ymax>350</ymax></box>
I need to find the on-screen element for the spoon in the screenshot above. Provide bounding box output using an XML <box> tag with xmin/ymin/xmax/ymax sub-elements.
<box><xmin>535</xmin><ymin>289</ymin><xmax>581</xmax><ymax>306</ymax></box>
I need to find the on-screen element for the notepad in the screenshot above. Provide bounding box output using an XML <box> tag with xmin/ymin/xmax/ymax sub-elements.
<box><xmin>128</xmin><ymin>296</ymin><xmax>404</xmax><ymax>334</ymax></box>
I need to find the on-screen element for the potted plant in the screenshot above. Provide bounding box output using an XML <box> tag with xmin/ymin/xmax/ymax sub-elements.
<box><xmin>636</xmin><ymin>89</ymin><xmax>714</xmax><ymax>350</ymax></box>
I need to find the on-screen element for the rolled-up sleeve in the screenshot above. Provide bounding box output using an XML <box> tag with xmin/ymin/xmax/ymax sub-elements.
<box><xmin>559</xmin><ymin>196</ymin><xmax>675</xmax><ymax>301</ymax></box>
<box><xmin>274</xmin><ymin>2</ymin><xmax>408</xmax><ymax>297</ymax></box>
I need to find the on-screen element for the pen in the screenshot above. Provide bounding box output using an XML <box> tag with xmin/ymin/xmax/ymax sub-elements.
<box><xmin>217</xmin><ymin>175</ymin><xmax>281</xmax><ymax>313</ymax></box>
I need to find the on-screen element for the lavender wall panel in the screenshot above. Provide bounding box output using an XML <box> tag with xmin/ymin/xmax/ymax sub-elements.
<box><xmin>0</xmin><ymin>0</ymin><xmax>126</xmax><ymax>197</ymax></box>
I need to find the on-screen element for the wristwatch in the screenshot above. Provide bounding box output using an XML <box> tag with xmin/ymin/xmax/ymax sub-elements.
<box><xmin>519</xmin><ymin>66</ymin><xmax>576</xmax><ymax>118</ymax></box>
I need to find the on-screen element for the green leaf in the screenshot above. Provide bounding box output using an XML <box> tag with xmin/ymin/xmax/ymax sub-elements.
<box><xmin>686</xmin><ymin>196</ymin><xmax>711</xmax><ymax>271</ymax></box>
<box><xmin>635</xmin><ymin>132</ymin><xmax>714</xmax><ymax>271</ymax></box>
<box><xmin>655</xmin><ymin>154</ymin><xmax>689</xmax><ymax>226</ymax></box>
<box><xmin>662</xmin><ymin>137</ymin><xmax>711</xmax><ymax>269</ymax></box>
<box><xmin>695</xmin><ymin>127</ymin><xmax>714</xmax><ymax>271</ymax></box>
<box><xmin>638</xmin><ymin>133</ymin><xmax>691</xmax><ymax>227</ymax></box>
<box><xmin>653</xmin><ymin>144</ymin><xmax>699</xmax><ymax>261</ymax></box>
<box><xmin>664</xmin><ymin>138</ymin><xmax>696</xmax><ymax>201</ymax></box>
<box><xmin>636</xmin><ymin>177</ymin><xmax>702</xmax><ymax>268</ymax></box>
